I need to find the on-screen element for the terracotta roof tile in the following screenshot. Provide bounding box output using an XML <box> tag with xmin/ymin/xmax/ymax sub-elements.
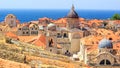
<box><xmin>5</xmin><ymin>32</ymin><xmax>19</xmax><ymax>40</ymax></box>
<box><xmin>18</xmin><ymin>36</ymin><xmax>37</xmax><ymax>42</ymax></box>
<box><xmin>32</xmin><ymin>34</ymin><xmax>46</xmax><ymax>48</ymax></box>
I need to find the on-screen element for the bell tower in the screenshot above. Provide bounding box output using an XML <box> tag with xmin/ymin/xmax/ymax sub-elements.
<box><xmin>66</xmin><ymin>4</ymin><xmax>80</xmax><ymax>29</ymax></box>
<box><xmin>46</xmin><ymin>25</ymin><xmax>57</xmax><ymax>53</ymax></box>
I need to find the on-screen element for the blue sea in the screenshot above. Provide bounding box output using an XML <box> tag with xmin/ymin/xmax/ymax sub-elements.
<box><xmin>0</xmin><ymin>9</ymin><xmax>120</xmax><ymax>23</ymax></box>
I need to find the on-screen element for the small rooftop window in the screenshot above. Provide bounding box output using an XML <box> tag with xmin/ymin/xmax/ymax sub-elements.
<box><xmin>92</xmin><ymin>41</ymin><xmax>94</xmax><ymax>44</ymax></box>
<box><xmin>63</xmin><ymin>33</ymin><xmax>68</xmax><ymax>38</ymax></box>
<box><xmin>109</xmin><ymin>38</ymin><xmax>112</xmax><ymax>40</ymax></box>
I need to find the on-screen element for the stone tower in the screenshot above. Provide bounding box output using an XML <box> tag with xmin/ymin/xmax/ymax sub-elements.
<box><xmin>46</xmin><ymin>23</ymin><xmax>57</xmax><ymax>53</ymax></box>
<box><xmin>5</xmin><ymin>14</ymin><xmax>17</xmax><ymax>28</ymax></box>
<box><xmin>66</xmin><ymin>4</ymin><xmax>80</xmax><ymax>29</ymax></box>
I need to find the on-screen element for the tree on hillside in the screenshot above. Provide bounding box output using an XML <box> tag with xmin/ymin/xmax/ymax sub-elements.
<box><xmin>111</xmin><ymin>14</ymin><xmax>120</xmax><ymax>20</ymax></box>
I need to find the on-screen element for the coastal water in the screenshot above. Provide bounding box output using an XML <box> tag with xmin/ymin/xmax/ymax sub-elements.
<box><xmin>0</xmin><ymin>9</ymin><xmax>120</xmax><ymax>23</ymax></box>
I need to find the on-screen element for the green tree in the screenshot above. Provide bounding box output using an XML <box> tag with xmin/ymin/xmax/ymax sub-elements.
<box><xmin>111</xmin><ymin>14</ymin><xmax>120</xmax><ymax>20</ymax></box>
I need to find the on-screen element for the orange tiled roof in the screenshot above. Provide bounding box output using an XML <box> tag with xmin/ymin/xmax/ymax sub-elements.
<box><xmin>32</xmin><ymin>34</ymin><xmax>46</xmax><ymax>48</ymax></box>
<box><xmin>79</xmin><ymin>18</ymin><xmax>85</xmax><ymax>21</ymax></box>
<box><xmin>18</xmin><ymin>36</ymin><xmax>37</xmax><ymax>42</ymax></box>
<box><xmin>114</xmin><ymin>20</ymin><xmax>120</xmax><ymax>24</ymax></box>
<box><xmin>113</xmin><ymin>42</ymin><xmax>120</xmax><ymax>50</ymax></box>
<box><xmin>54</xmin><ymin>18</ymin><xmax>67</xmax><ymax>24</ymax></box>
<box><xmin>87</xmin><ymin>19</ymin><xmax>103</xmax><ymax>26</ymax></box>
<box><xmin>81</xmin><ymin>35</ymin><xmax>102</xmax><ymax>46</ymax></box>
<box><xmin>5</xmin><ymin>32</ymin><xmax>19</xmax><ymax>40</ymax></box>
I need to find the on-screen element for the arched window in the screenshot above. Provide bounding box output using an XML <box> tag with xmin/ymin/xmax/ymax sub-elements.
<box><xmin>100</xmin><ymin>60</ymin><xmax>105</xmax><ymax>65</ymax></box>
<box><xmin>63</xmin><ymin>33</ymin><xmax>68</xmax><ymax>38</ymax></box>
<box><xmin>49</xmin><ymin>39</ymin><xmax>53</xmax><ymax>47</ymax></box>
<box><xmin>26</xmin><ymin>32</ymin><xmax>29</xmax><ymax>34</ymax></box>
<box><xmin>106</xmin><ymin>60</ymin><xmax>111</xmax><ymax>65</ymax></box>
<box><xmin>99</xmin><ymin>59</ymin><xmax>111</xmax><ymax>65</ymax></box>
<box><xmin>23</xmin><ymin>32</ymin><xmax>25</xmax><ymax>34</ymax></box>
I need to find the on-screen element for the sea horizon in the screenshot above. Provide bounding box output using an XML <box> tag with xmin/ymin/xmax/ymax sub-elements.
<box><xmin>0</xmin><ymin>9</ymin><xmax>120</xmax><ymax>23</ymax></box>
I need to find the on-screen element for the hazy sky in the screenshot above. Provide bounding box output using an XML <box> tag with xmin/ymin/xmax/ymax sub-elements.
<box><xmin>0</xmin><ymin>0</ymin><xmax>120</xmax><ymax>10</ymax></box>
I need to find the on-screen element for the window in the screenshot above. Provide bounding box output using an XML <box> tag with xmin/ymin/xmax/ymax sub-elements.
<box><xmin>57</xmin><ymin>33</ymin><xmax>61</xmax><ymax>38</ymax></box>
<box><xmin>31</xmin><ymin>28</ymin><xmax>34</xmax><ymax>30</ymax></box>
<box><xmin>50</xmin><ymin>49</ymin><xmax>52</xmax><ymax>52</ymax></box>
<box><xmin>23</xmin><ymin>32</ymin><xmax>25</xmax><ymax>34</ymax></box>
<box><xmin>63</xmin><ymin>33</ymin><xmax>68</xmax><ymax>38</ymax></box>
<box><xmin>106</xmin><ymin>60</ymin><xmax>111</xmax><ymax>65</ymax></box>
<box><xmin>99</xmin><ymin>59</ymin><xmax>111</xmax><ymax>65</ymax></box>
<box><xmin>100</xmin><ymin>60</ymin><xmax>105</xmax><ymax>65</ymax></box>
<box><xmin>109</xmin><ymin>38</ymin><xmax>112</xmax><ymax>40</ymax></box>
<box><xmin>19</xmin><ymin>28</ymin><xmax>21</xmax><ymax>30</ymax></box>
<box><xmin>49</xmin><ymin>39</ymin><xmax>53</xmax><ymax>47</ymax></box>
<box><xmin>26</xmin><ymin>32</ymin><xmax>29</xmax><ymax>34</ymax></box>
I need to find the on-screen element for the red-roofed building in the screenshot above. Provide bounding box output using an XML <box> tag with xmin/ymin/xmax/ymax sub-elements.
<box><xmin>5</xmin><ymin>32</ymin><xmax>19</xmax><ymax>40</ymax></box>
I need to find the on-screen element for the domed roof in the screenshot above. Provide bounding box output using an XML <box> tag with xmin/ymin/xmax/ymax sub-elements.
<box><xmin>39</xmin><ymin>25</ymin><xmax>44</xmax><ymax>30</ymax></box>
<box><xmin>47</xmin><ymin>23</ymin><xmax>56</xmax><ymax>28</ymax></box>
<box><xmin>66</xmin><ymin>5</ymin><xmax>79</xmax><ymax>18</ymax></box>
<box><xmin>98</xmin><ymin>38</ymin><xmax>113</xmax><ymax>48</ymax></box>
<box><xmin>29</xmin><ymin>23</ymin><xmax>38</xmax><ymax>28</ymax></box>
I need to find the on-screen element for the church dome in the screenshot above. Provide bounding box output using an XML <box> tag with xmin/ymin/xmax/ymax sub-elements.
<box><xmin>39</xmin><ymin>25</ymin><xmax>44</xmax><ymax>30</ymax></box>
<box><xmin>98</xmin><ymin>38</ymin><xmax>113</xmax><ymax>48</ymax></box>
<box><xmin>47</xmin><ymin>23</ymin><xmax>56</xmax><ymax>31</ymax></box>
<box><xmin>47</xmin><ymin>23</ymin><xmax>56</xmax><ymax>28</ymax></box>
<box><xmin>66</xmin><ymin>5</ymin><xmax>79</xmax><ymax>18</ymax></box>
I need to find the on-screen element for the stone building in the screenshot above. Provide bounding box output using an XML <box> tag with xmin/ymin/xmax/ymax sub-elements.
<box><xmin>17</xmin><ymin>23</ymin><xmax>39</xmax><ymax>36</ymax></box>
<box><xmin>45</xmin><ymin>5</ymin><xmax>91</xmax><ymax>56</ymax></box>
<box><xmin>66</xmin><ymin>5</ymin><xmax>80</xmax><ymax>29</ymax></box>
<box><xmin>77</xmin><ymin>38</ymin><xmax>120</xmax><ymax>68</ymax></box>
<box><xmin>46</xmin><ymin>23</ymin><xmax>58</xmax><ymax>54</ymax></box>
<box><xmin>45</xmin><ymin>22</ymin><xmax>90</xmax><ymax>56</ymax></box>
<box><xmin>4</xmin><ymin>14</ymin><xmax>18</xmax><ymax>28</ymax></box>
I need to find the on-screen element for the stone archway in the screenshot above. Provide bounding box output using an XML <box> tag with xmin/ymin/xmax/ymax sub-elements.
<box><xmin>97</xmin><ymin>53</ymin><xmax>114</xmax><ymax>65</ymax></box>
